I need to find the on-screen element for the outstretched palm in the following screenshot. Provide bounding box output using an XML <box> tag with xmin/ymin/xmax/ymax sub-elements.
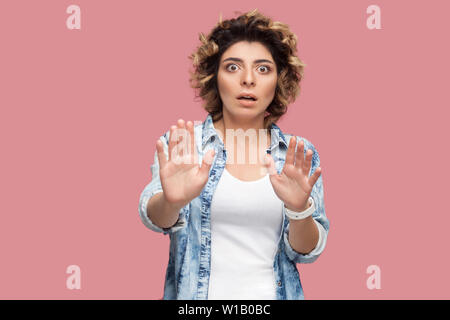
<box><xmin>156</xmin><ymin>119</ymin><xmax>215</xmax><ymax>208</ymax></box>
<box><xmin>264</xmin><ymin>136</ymin><xmax>322</xmax><ymax>212</ymax></box>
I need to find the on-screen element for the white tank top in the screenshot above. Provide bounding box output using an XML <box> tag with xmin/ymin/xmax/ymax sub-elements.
<box><xmin>207</xmin><ymin>167</ymin><xmax>284</xmax><ymax>300</ymax></box>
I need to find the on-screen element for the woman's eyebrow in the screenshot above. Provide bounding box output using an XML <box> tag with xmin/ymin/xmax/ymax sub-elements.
<box><xmin>222</xmin><ymin>57</ymin><xmax>274</xmax><ymax>65</ymax></box>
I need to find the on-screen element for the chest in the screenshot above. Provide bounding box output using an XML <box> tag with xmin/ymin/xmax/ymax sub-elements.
<box><xmin>225</xmin><ymin>164</ymin><xmax>268</xmax><ymax>181</ymax></box>
<box><xmin>223</xmin><ymin>136</ymin><xmax>271</xmax><ymax>182</ymax></box>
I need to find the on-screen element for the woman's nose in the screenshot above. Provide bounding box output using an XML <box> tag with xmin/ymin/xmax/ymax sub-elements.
<box><xmin>241</xmin><ymin>71</ymin><xmax>255</xmax><ymax>86</ymax></box>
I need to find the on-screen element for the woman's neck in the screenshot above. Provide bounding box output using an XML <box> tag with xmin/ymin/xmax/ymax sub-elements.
<box><xmin>213</xmin><ymin>114</ymin><xmax>271</xmax><ymax>164</ymax></box>
<box><xmin>215</xmin><ymin>110</ymin><xmax>268</xmax><ymax>133</ymax></box>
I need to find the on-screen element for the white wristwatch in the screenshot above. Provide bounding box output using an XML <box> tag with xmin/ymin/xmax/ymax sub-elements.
<box><xmin>284</xmin><ymin>197</ymin><xmax>315</xmax><ymax>220</ymax></box>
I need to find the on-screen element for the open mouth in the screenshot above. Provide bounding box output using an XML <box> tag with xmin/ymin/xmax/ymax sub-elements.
<box><xmin>237</xmin><ymin>97</ymin><xmax>257</xmax><ymax>101</ymax></box>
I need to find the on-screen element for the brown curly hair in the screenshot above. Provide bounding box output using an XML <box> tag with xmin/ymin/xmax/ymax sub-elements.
<box><xmin>188</xmin><ymin>9</ymin><xmax>306</xmax><ymax>129</ymax></box>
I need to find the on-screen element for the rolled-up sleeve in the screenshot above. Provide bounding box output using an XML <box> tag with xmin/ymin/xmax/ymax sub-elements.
<box><xmin>283</xmin><ymin>138</ymin><xmax>330</xmax><ymax>264</ymax></box>
<box><xmin>138</xmin><ymin>131</ymin><xmax>189</xmax><ymax>235</ymax></box>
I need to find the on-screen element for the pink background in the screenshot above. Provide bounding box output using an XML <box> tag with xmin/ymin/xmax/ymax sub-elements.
<box><xmin>0</xmin><ymin>0</ymin><xmax>449</xmax><ymax>299</ymax></box>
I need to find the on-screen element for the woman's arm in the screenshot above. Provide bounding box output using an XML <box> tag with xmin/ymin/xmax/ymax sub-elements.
<box><xmin>147</xmin><ymin>192</ymin><xmax>185</xmax><ymax>229</ymax></box>
<box><xmin>287</xmin><ymin>210</ymin><xmax>320</xmax><ymax>254</ymax></box>
<box><xmin>277</xmin><ymin>136</ymin><xmax>330</xmax><ymax>264</ymax></box>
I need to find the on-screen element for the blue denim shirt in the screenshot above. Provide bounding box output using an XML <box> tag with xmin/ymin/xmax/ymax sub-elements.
<box><xmin>138</xmin><ymin>114</ymin><xmax>330</xmax><ymax>300</ymax></box>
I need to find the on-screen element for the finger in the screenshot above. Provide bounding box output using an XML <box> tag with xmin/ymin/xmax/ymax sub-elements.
<box><xmin>176</xmin><ymin>119</ymin><xmax>186</xmax><ymax>157</ymax></box>
<box><xmin>156</xmin><ymin>139</ymin><xmax>167</xmax><ymax>168</ymax></box>
<box><xmin>199</xmin><ymin>149</ymin><xmax>215</xmax><ymax>177</ymax></box>
<box><xmin>186</xmin><ymin>120</ymin><xmax>196</xmax><ymax>162</ymax></box>
<box><xmin>308</xmin><ymin>166</ymin><xmax>322</xmax><ymax>187</ymax></box>
<box><xmin>177</xmin><ymin>118</ymin><xmax>186</xmax><ymax>134</ymax></box>
<box><xmin>168</xmin><ymin>125</ymin><xmax>177</xmax><ymax>161</ymax></box>
<box><xmin>285</xmin><ymin>136</ymin><xmax>296</xmax><ymax>166</ymax></box>
<box><xmin>264</xmin><ymin>154</ymin><xmax>277</xmax><ymax>176</ymax></box>
<box><xmin>294</xmin><ymin>139</ymin><xmax>305</xmax><ymax>170</ymax></box>
<box><xmin>303</xmin><ymin>149</ymin><xmax>313</xmax><ymax>176</ymax></box>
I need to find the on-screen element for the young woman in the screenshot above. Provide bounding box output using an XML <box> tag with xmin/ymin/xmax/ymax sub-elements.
<box><xmin>139</xmin><ymin>9</ymin><xmax>330</xmax><ymax>300</ymax></box>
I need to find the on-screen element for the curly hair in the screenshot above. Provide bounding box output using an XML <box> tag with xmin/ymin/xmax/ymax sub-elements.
<box><xmin>188</xmin><ymin>8</ymin><xmax>306</xmax><ymax>129</ymax></box>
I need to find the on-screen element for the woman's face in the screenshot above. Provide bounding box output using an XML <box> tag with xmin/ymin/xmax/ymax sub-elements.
<box><xmin>217</xmin><ymin>41</ymin><xmax>278</xmax><ymax>124</ymax></box>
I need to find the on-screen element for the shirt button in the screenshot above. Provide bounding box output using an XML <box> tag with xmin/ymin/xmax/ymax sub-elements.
<box><xmin>277</xmin><ymin>281</ymin><xmax>282</xmax><ymax>287</ymax></box>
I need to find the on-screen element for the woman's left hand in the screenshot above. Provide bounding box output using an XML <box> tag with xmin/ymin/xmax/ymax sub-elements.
<box><xmin>264</xmin><ymin>136</ymin><xmax>322</xmax><ymax>212</ymax></box>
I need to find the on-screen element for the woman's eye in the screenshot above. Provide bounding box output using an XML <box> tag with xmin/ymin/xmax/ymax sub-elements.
<box><xmin>225</xmin><ymin>64</ymin><xmax>271</xmax><ymax>73</ymax></box>
<box><xmin>258</xmin><ymin>66</ymin><xmax>271</xmax><ymax>73</ymax></box>
<box><xmin>226</xmin><ymin>64</ymin><xmax>238</xmax><ymax>71</ymax></box>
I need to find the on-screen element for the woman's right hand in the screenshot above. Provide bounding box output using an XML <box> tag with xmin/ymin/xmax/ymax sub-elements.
<box><xmin>156</xmin><ymin>119</ymin><xmax>216</xmax><ymax>209</ymax></box>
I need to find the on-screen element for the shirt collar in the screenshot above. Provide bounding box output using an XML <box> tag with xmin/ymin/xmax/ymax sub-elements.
<box><xmin>201</xmin><ymin>114</ymin><xmax>289</xmax><ymax>150</ymax></box>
